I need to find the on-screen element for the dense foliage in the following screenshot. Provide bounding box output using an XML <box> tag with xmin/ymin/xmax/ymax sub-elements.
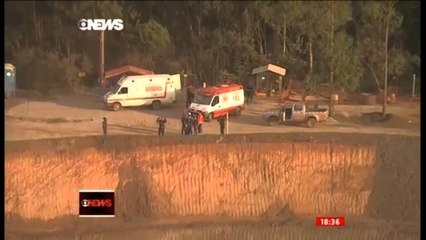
<box><xmin>5</xmin><ymin>1</ymin><xmax>420</xmax><ymax>94</ymax></box>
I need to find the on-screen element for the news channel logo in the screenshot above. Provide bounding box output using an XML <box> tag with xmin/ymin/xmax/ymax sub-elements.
<box><xmin>81</xmin><ymin>199</ymin><xmax>89</xmax><ymax>207</ymax></box>
<box><xmin>79</xmin><ymin>190</ymin><xmax>115</xmax><ymax>217</ymax></box>
<box><xmin>78</xmin><ymin>19</ymin><xmax>124</xmax><ymax>31</ymax></box>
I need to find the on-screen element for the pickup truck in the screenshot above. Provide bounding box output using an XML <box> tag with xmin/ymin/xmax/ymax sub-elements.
<box><xmin>263</xmin><ymin>102</ymin><xmax>329</xmax><ymax>128</ymax></box>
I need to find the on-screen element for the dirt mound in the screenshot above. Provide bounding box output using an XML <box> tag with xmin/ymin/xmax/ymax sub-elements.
<box><xmin>333</xmin><ymin>111</ymin><xmax>418</xmax><ymax>130</ymax></box>
<box><xmin>5</xmin><ymin>133</ymin><xmax>420</xmax><ymax>239</ymax></box>
<box><xmin>361</xmin><ymin>112</ymin><xmax>393</xmax><ymax>123</ymax></box>
<box><xmin>5</xmin><ymin>98</ymin><xmax>25</xmax><ymax>111</ymax></box>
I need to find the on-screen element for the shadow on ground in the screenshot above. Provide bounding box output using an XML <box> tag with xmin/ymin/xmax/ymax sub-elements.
<box><xmin>109</xmin><ymin>124</ymin><xmax>157</xmax><ymax>135</ymax></box>
<box><xmin>364</xmin><ymin>136</ymin><xmax>420</xmax><ymax>222</ymax></box>
<box><xmin>5</xmin><ymin>115</ymin><xmax>94</xmax><ymax>124</ymax></box>
<box><xmin>333</xmin><ymin>111</ymin><xmax>419</xmax><ymax>130</ymax></box>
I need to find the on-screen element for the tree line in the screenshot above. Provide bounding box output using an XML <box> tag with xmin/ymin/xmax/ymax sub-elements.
<box><xmin>5</xmin><ymin>1</ymin><xmax>420</xmax><ymax>95</ymax></box>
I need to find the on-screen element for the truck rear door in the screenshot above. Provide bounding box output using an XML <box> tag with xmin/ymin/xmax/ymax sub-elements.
<box><xmin>169</xmin><ymin>74</ymin><xmax>181</xmax><ymax>93</ymax></box>
<box><xmin>292</xmin><ymin>104</ymin><xmax>305</xmax><ymax>122</ymax></box>
<box><xmin>283</xmin><ymin>105</ymin><xmax>293</xmax><ymax>121</ymax></box>
<box><xmin>165</xmin><ymin>74</ymin><xmax>181</xmax><ymax>102</ymax></box>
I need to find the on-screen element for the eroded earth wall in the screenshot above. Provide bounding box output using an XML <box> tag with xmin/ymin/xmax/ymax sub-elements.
<box><xmin>5</xmin><ymin>133</ymin><xmax>420</xmax><ymax>224</ymax></box>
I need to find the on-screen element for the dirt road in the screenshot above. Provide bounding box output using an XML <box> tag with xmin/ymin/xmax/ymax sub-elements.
<box><xmin>4</xmin><ymin>93</ymin><xmax>420</xmax><ymax>141</ymax></box>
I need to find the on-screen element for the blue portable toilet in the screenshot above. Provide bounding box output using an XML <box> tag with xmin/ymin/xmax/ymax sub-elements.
<box><xmin>5</xmin><ymin>63</ymin><xmax>16</xmax><ymax>98</ymax></box>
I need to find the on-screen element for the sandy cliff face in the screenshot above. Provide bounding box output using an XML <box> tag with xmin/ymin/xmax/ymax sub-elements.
<box><xmin>5</xmin><ymin>133</ymin><xmax>419</xmax><ymax>224</ymax></box>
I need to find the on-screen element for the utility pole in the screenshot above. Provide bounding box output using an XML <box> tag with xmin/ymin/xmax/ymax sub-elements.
<box><xmin>383</xmin><ymin>6</ymin><xmax>391</xmax><ymax>117</ymax></box>
<box><xmin>183</xmin><ymin>70</ymin><xmax>188</xmax><ymax>88</ymax></box>
<box><xmin>283</xmin><ymin>18</ymin><xmax>287</xmax><ymax>58</ymax></box>
<box><xmin>99</xmin><ymin>30</ymin><xmax>105</xmax><ymax>87</ymax></box>
<box><xmin>329</xmin><ymin>0</ymin><xmax>335</xmax><ymax>117</ymax></box>
<box><xmin>412</xmin><ymin>74</ymin><xmax>416</xmax><ymax>98</ymax></box>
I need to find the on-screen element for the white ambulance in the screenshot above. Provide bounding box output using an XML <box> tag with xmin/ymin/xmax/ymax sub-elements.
<box><xmin>104</xmin><ymin>74</ymin><xmax>181</xmax><ymax>111</ymax></box>
<box><xmin>189</xmin><ymin>84</ymin><xmax>245</xmax><ymax>121</ymax></box>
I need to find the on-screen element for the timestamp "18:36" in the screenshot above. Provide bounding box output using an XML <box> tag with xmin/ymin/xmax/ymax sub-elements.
<box><xmin>315</xmin><ymin>217</ymin><xmax>345</xmax><ymax>227</ymax></box>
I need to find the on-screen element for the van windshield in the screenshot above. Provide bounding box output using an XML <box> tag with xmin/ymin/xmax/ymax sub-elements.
<box><xmin>117</xmin><ymin>75</ymin><xmax>127</xmax><ymax>84</ymax></box>
<box><xmin>112</xmin><ymin>84</ymin><xmax>121</xmax><ymax>94</ymax></box>
<box><xmin>193</xmin><ymin>94</ymin><xmax>212</xmax><ymax>105</ymax></box>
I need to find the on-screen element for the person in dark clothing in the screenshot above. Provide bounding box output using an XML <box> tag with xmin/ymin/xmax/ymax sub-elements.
<box><xmin>184</xmin><ymin>113</ymin><xmax>193</xmax><ymax>135</ymax></box>
<box><xmin>246</xmin><ymin>85</ymin><xmax>254</xmax><ymax>104</ymax></box>
<box><xmin>181</xmin><ymin>110</ymin><xmax>188</xmax><ymax>135</ymax></box>
<box><xmin>102</xmin><ymin>117</ymin><xmax>107</xmax><ymax>135</ymax></box>
<box><xmin>192</xmin><ymin>113</ymin><xmax>199</xmax><ymax>135</ymax></box>
<box><xmin>156</xmin><ymin>116</ymin><xmax>167</xmax><ymax>136</ymax></box>
<box><xmin>190</xmin><ymin>91</ymin><xmax>195</xmax><ymax>103</ymax></box>
<box><xmin>218</xmin><ymin>116</ymin><xmax>226</xmax><ymax>135</ymax></box>
<box><xmin>186</xmin><ymin>87</ymin><xmax>193</xmax><ymax>107</ymax></box>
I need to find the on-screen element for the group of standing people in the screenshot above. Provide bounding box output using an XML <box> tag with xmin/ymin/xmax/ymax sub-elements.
<box><xmin>159</xmin><ymin>111</ymin><xmax>225</xmax><ymax>136</ymax></box>
<box><xmin>181</xmin><ymin>110</ymin><xmax>204</xmax><ymax>135</ymax></box>
<box><xmin>101</xmin><ymin>111</ymin><xmax>225</xmax><ymax>137</ymax></box>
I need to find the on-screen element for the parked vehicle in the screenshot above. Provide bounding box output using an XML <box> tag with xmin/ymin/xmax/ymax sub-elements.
<box><xmin>263</xmin><ymin>102</ymin><xmax>329</xmax><ymax>128</ymax></box>
<box><xmin>189</xmin><ymin>84</ymin><xmax>245</xmax><ymax>121</ymax></box>
<box><xmin>104</xmin><ymin>74</ymin><xmax>181</xmax><ymax>111</ymax></box>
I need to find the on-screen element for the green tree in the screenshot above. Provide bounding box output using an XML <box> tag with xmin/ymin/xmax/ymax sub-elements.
<box><xmin>318</xmin><ymin>32</ymin><xmax>362</xmax><ymax>92</ymax></box>
<box><xmin>275</xmin><ymin>1</ymin><xmax>325</xmax><ymax>93</ymax></box>
<box><xmin>357</xmin><ymin>1</ymin><xmax>405</xmax><ymax>93</ymax></box>
<box><xmin>316</xmin><ymin>2</ymin><xmax>362</xmax><ymax>92</ymax></box>
<box><xmin>5</xmin><ymin>1</ymin><xmax>420</xmax><ymax>95</ymax></box>
<box><xmin>139</xmin><ymin>20</ymin><xmax>171</xmax><ymax>55</ymax></box>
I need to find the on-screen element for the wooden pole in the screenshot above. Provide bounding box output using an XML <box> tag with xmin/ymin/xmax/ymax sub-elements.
<box><xmin>226</xmin><ymin>112</ymin><xmax>229</xmax><ymax>135</ymax></box>
<box><xmin>329</xmin><ymin>0</ymin><xmax>335</xmax><ymax>117</ymax></box>
<box><xmin>383</xmin><ymin>13</ymin><xmax>390</xmax><ymax>117</ymax></box>
<box><xmin>278</xmin><ymin>76</ymin><xmax>283</xmax><ymax>95</ymax></box>
<box><xmin>99</xmin><ymin>30</ymin><xmax>105</xmax><ymax>86</ymax></box>
<box><xmin>283</xmin><ymin>19</ymin><xmax>287</xmax><ymax>58</ymax></box>
<box><xmin>412</xmin><ymin>74</ymin><xmax>416</xmax><ymax>97</ymax></box>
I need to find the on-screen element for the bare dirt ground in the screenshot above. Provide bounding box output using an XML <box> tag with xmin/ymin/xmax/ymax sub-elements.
<box><xmin>6</xmin><ymin>216</ymin><xmax>420</xmax><ymax>240</ymax></box>
<box><xmin>4</xmin><ymin>92</ymin><xmax>420</xmax><ymax>141</ymax></box>
<box><xmin>4</xmin><ymin>91</ymin><xmax>420</xmax><ymax>239</ymax></box>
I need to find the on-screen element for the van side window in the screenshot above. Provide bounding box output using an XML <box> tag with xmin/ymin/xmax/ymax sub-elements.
<box><xmin>294</xmin><ymin>105</ymin><xmax>303</xmax><ymax>112</ymax></box>
<box><xmin>119</xmin><ymin>87</ymin><xmax>128</xmax><ymax>94</ymax></box>
<box><xmin>211</xmin><ymin>96</ymin><xmax>219</xmax><ymax>106</ymax></box>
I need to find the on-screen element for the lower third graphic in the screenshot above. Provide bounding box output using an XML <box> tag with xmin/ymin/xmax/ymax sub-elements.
<box><xmin>79</xmin><ymin>190</ymin><xmax>115</xmax><ymax>217</ymax></box>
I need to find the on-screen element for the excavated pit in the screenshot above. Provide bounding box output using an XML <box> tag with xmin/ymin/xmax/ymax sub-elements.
<box><xmin>5</xmin><ymin>133</ymin><xmax>420</xmax><ymax>239</ymax></box>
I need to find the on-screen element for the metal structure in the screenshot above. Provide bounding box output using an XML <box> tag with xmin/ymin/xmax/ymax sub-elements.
<box><xmin>104</xmin><ymin>65</ymin><xmax>154</xmax><ymax>81</ymax></box>
<box><xmin>251</xmin><ymin>64</ymin><xmax>287</xmax><ymax>95</ymax></box>
<box><xmin>5</xmin><ymin>63</ymin><xmax>16</xmax><ymax>98</ymax></box>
